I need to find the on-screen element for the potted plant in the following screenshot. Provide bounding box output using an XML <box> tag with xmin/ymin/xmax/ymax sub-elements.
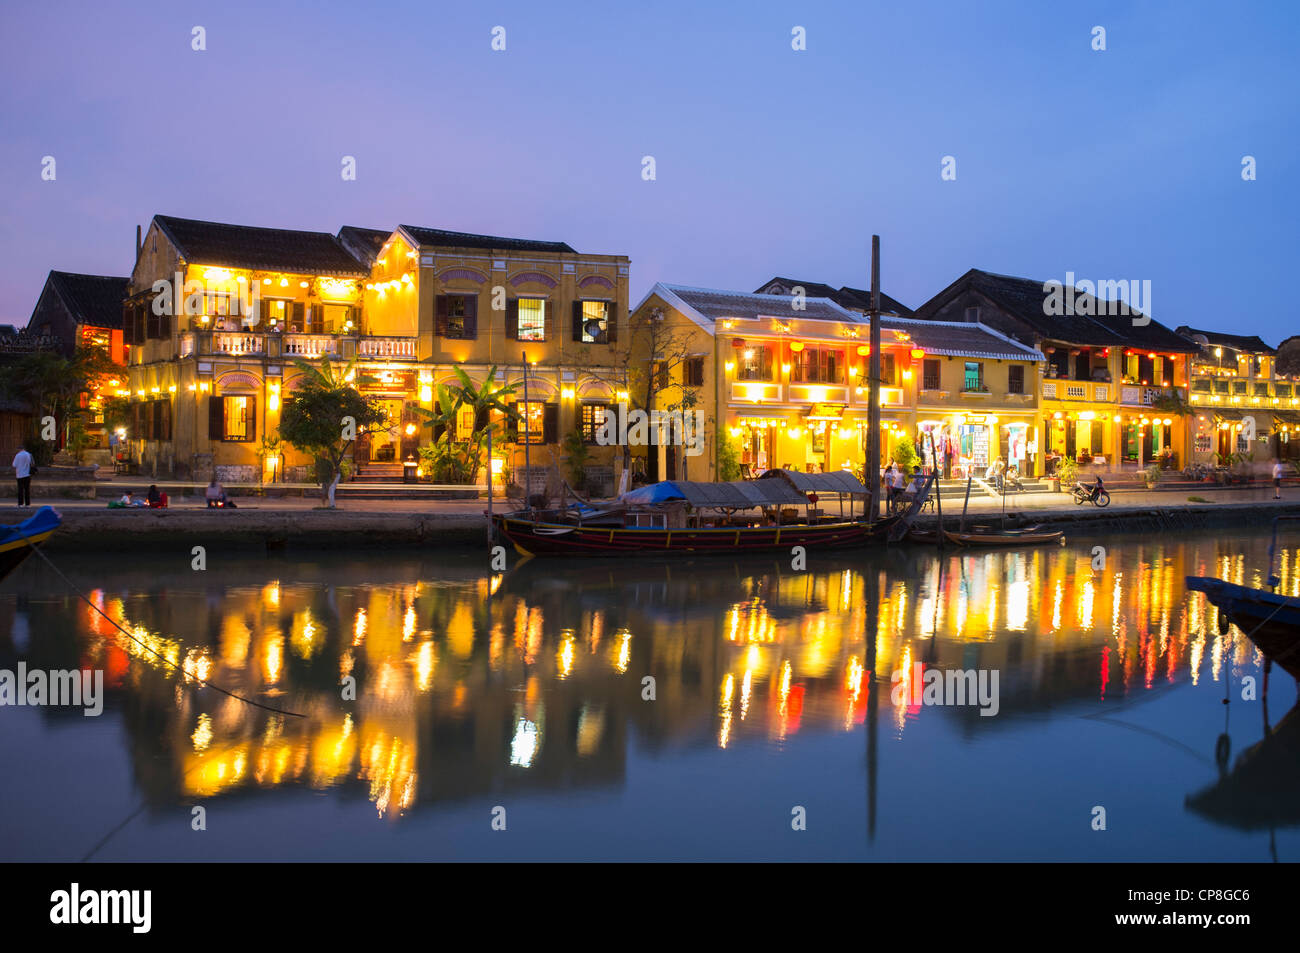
<box><xmin>1054</xmin><ymin>455</ymin><xmax>1079</xmax><ymax>491</ymax></box>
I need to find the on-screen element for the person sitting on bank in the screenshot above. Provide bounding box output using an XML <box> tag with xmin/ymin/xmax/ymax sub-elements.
<box><xmin>146</xmin><ymin>484</ymin><xmax>161</xmax><ymax>506</ymax></box>
<box><xmin>205</xmin><ymin>478</ymin><xmax>236</xmax><ymax>508</ymax></box>
<box><xmin>118</xmin><ymin>491</ymin><xmax>146</xmax><ymax>508</ymax></box>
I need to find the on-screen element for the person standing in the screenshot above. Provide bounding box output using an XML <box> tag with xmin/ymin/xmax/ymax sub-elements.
<box><xmin>1274</xmin><ymin>458</ymin><xmax>1287</xmax><ymax>500</ymax></box>
<box><xmin>12</xmin><ymin>446</ymin><xmax>33</xmax><ymax>507</ymax></box>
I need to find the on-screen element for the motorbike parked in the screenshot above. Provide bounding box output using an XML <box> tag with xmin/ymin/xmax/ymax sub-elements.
<box><xmin>1071</xmin><ymin>480</ymin><xmax>1111</xmax><ymax>507</ymax></box>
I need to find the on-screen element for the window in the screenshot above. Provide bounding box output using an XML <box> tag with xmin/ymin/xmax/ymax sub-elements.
<box><xmin>574</xmin><ymin>300</ymin><xmax>610</xmax><ymax>343</ymax></box>
<box><xmin>262</xmin><ymin>298</ymin><xmax>300</xmax><ymax>331</ymax></box>
<box><xmin>881</xmin><ymin>353</ymin><xmax>896</xmax><ymax>386</ymax></box>
<box><xmin>1277</xmin><ymin>383</ymin><xmax>1293</xmax><ymax>398</ymax></box>
<box><xmin>963</xmin><ymin>362</ymin><xmax>984</xmax><ymax>391</ymax></box>
<box><xmin>517</xmin><ymin>298</ymin><xmax>546</xmax><ymax>341</ymax></box>
<box><xmin>581</xmin><ymin>404</ymin><xmax>609</xmax><ymax>444</ymax></box>
<box><xmin>791</xmin><ymin>345</ymin><xmax>843</xmax><ymax>384</ymax></box>
<box><xmin>517</xmin><ymin>401</ymin><xmax>546</xmax><ymax>444</ymax></box>
<box><xmin>684</xmin><ymin>357</ymin><xmax>705</xmax><ymax>387</ymax></box>
<box><xmin>436</xmin><ymin>294</ymin><xmax>477</xmax><ymax>339</ymax></box>
<box><xmin>738</xmin><ymin>345</ymin><xmax>773</xmax><ymax>381</ymax></box>
<box><xmin>1232</xmin><ymin>380</ymin><xmax>1247</xmax><ymax>395</ymax></box>
<box><xmin>152</xmin><ymin>400</ymin><xmax>172</xmax><ymax>440</ymax></box>
<box><xmin>219</xmin><ymin>395</ymin><xmax>255</xmax><ymax>441</ymax></box>
<box><xmin>964</xmin><ymin>306</ymin><xmax>980</xmax><ymax>322</ymax></box>
<box><xmin>1008</xmin><ymin>365</ymin><xmax>1025</xmax><ymax>394</ymax></box>
<box><xmin>1254</xmin><ymin>381</ymin><xmax>1270</xmax><ymax>397</ymax></box>
<box><xmin>922</xmin><ymin>359</ymin><xmax>941</xmax><ymax>390</ymax></box>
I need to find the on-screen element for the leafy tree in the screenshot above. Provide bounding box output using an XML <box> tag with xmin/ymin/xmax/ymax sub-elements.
<box><xmin>0</xmin><ymin>346</ymin><xmax>117</xmax><ymax>447</ymax></box>
<box><xmin>891</xmin><ymin>434</ymin><xmax>920</xmax><ymax>472</ymax></box>
<box><xmin>716</xmin><ymin>433</ymin><xmax>742</xmax><ymax>482</ymax></box>
<box><xmin>278</xmin><ymin>358</ymin><xmax>386</xmax><ymax>507</ymax></box>
<box><xmin>561</xmin><ymin>429</ymin><xmax>590</xmax><ymax>489</ymax></box>
<box><xmin>412</xmin><ymin>365</ymin><xmax>518</xmax><ymax>486</ymax></box>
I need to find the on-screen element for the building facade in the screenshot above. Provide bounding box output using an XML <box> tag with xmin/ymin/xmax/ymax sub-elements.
<box><xmin>121</xmin><ymin>215</ymin><xmax>630</xmax><ymax>487</ymax></box>
<box><xmin>630</xmin><ymin>283</ymin><xmax>1045</xmax><ymax>482</ymax></box>
<box><xmin>912</xmin><ymin>269</ymin><xmax>1199</xmax><ymax>475</ymax></box>
<box><xmin>1176</xmin><ymin>327</ymin><xmax>1300</xmax><ymax>465</ymax></box>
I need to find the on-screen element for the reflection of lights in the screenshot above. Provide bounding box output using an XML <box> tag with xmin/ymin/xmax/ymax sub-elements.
<box><xmin>719</xmin><ymin>674</ymin><xmax>735</xmax><ymax>749</ymax></box>
<box><xmin>402</xmin><ymin>604</ymin><xmax>416</xmax><ymax>642</ymax></box>
<box><xmin>577</xmin><ymin>705</ymin><xmax>604</xmax><ymax>757</ymax></box>
<box><xmin>614</xmin><ymin>630</ymin><xmax>632</xmax><ymax>673</ymax></box>
<box><xmin>510</xmin><ymin>713</ymin><xmax>540</xmax><ymax>767</ymax></box>
<box><xmin>415</xmin><ymin>640</ymin><xmax>435</xmax><ymax>691</ymax></box>
<box><xmin>558</xmin><ymin>631</ymin><xmax>576</xmax><ymax>679</ymax></box>
<box><xmin>192</xmin><ymin>713</ymin><xmax>213</xmax><ymax>751</ymax></box>
<box><xmin>353</xmin><ymin>607</ymin><xmax>367</xmax><ymax>646</ymax></box>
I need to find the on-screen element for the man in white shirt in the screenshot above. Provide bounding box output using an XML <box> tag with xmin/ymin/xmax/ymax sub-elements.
<box><xmin>12</xmin><ymin>447</ymin><xmax>33</xmax><ymax>506</ymax></box>
<box><xmin>1274</xmin><ymin>459</ymin><xmax>1288</xmax><ymax>499</ymax></box>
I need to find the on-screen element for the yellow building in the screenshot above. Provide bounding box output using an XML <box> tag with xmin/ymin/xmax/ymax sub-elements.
<box><xmin>1177</xmin><ymin>326</ymin><xmax>1300</xmax><ymax>465</ymax></box>
<box><xmin>629</xmin><ymin>284</ymin><xmax>1045</xmax><ymax>481</ymax></box>
<box><xmin>123</xmin><ymin>215</ymin><xmax>630</xmax><ymax>490</ymax></box>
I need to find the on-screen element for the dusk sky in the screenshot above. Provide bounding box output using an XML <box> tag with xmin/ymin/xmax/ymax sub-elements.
<box><xmin>3</xmin><ymin>0</ymin><xmax>1296</xmax><ymax>340</ymax></box>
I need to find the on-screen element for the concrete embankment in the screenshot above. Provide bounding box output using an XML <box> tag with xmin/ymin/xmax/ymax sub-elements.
<box><xmin>31</xmin><ymin>498</ymin><xmax>1300</xmax><ymax>553</ymax></box>
<box><xmin>41</xmin><ymin>508</ymin><xmax>490</xmax><ymax>552</ymax></box>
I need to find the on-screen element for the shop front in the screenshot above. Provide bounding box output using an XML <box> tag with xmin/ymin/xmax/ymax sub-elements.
<box><xmin>1117</xmin><ymin>413</ymin><xmax>1176</xmax><ymax>467</ymax></box>
<box><xmin>917</xmin><ymin>412</ymin><xmax>1028</xmax><ymax>479</ymax></box>
<box><xmin>1043</xmin><ymin>410</ymin><xmax>1114</xmax><ymax>473</ymax></box>
<box><xmin>356</xmin><ymin>368</ymin><xmax>419</xmax><ymax>464</ymax></box>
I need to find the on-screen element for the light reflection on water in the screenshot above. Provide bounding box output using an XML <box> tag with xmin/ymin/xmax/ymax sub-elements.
<box><xmin>1</xmin><ymin>531</ymin><xmax>1298</xmax><ymax>860</ymax></box>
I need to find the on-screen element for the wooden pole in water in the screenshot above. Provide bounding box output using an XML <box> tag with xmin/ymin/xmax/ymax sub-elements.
<box><xmin>521</xmin><ymin>351</ymin><xmax>531</xmax><ymax>517</ymax></box>
<box><xmin>866</xmin><ymin>236</ymin><xmax>882</xmax><ymax>525</ymax></box>
<box><xmin>960</xmin><ymin>475</ymin><xmax>972</xmax><ymax>533</ymax></box>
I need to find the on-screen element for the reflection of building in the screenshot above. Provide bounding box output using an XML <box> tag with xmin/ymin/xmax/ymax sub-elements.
<box><xmin>1176</xmin><ymin>326</ymin><xmax>1299</xmax><ymax>464</ymax></box>
<box><xmin>913</xmin><ymin>269</ymin><xmax>1199</xmax><ymax>474</ymax></box>
<box><xmin>629</xmin><ymin>283</ymin><xmax>1043</xmax><ymax>480</ymax></box>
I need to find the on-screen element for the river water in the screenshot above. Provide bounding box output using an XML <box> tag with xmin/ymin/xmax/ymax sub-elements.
<box><xmin>1</xmin><ymin>530</ymin><xmax>1297</xmax><ymax>861</ymax></box>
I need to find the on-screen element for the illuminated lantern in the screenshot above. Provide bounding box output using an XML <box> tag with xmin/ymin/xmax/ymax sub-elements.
<box><xmin>790</xmin><ymin>342</ymin><xmax>805</xmax><ymax>353</ymax></box>
<box><xmin>856</xmin><ymin>345</ymin><xmax>870</xmax><ymax>356</ymax></box>
<box><xmin>910</xmin><ymin>348</ymin><xmax>925</xmax><ymax>360</ymax></box>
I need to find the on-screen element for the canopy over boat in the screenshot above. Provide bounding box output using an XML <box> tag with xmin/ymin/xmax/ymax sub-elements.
<box><xmin>758</xmin><ymin>468</ymin><xmax>869</xmax><ymax>495</ymax></box>
<box><xmin>621</xmin><ymin>479</ymin><xmax>805</xmax><ymax>510</ymax></box>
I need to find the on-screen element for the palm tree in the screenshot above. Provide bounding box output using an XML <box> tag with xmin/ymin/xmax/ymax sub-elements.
<box><xmin>413</xmin><ymin>365</ymin><xmax>518</xmax><ymax>483</ymax></box>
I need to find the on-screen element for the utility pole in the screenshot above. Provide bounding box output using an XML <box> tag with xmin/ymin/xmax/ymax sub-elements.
<box><xmin>866</xmin><ymin>236</ymin><xmax>882</xmax><ymax>523</ymax></box>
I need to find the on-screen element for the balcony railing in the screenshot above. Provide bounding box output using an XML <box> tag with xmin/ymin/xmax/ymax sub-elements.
<box><xmin>283</xmin><ymin>334</ymin><xmax>338</xmax><ymax>358</ymax></box>
<box><xmin>1042</xmin><ymin>380</ymin><xmax>1109</xmax><ymax>401</ymax></box>
<box><xmin>213</xmin><ymin>333</ymin><xmax>264</xmax><ymax>355</ymax></box>
<box><xmin>357</xmin><ymin>336</ymin><xmax>417</xmax><ymax>359</ymax></box>
<box><xmin>1119</xmin><ymin>385</ymin><xmax>1186</xmax><ymax>406</ymax></box>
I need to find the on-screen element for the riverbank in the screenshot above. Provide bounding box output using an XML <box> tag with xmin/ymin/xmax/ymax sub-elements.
<box><xmin>21</xmin><ymin>491</ymin><xmax>1300</xmax><ymax>552</ymax></box>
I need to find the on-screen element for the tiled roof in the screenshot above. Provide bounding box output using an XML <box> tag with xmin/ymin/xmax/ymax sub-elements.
<box><xmin>882</xmin><ymin>317</ymin><xmax>1045</xmax><ymax>361</ymax></box>
<box><xmin>400</xmin><ymin>225</ymin><xmax>576</xmax><ymax>255</ymax></box>
<box><xmin>657</xmin><ymin>284</ymin><xmax>1042</xmax><ymax>361</ymax></box>
<box><xmin>153</xmin><ymin>215</ymin><xmax>369</xmax><ymax>276</ymax></box>
<box><xmin>1175</xmin><ymin>326</ymin><xmax>1276</xmax><ymax>355</ymax></box>
<box><xmin>336</xmin><ymin>226</ymin><xmax>392</xmax><ymax>266</ymax></box>
<box><xmin>754</xmin><ymin>277</ymin><xmax>912</xmax><ymax>316</ymax></box>
<box><xmin>663</xmin><ymin>285</ymin><xmax>859</xmax><ymax>324</ymax></box>
<box><xmin>914</xmin><ymin>268</ymin><xmax>1194</xmax><ymax>351</ymax></box>
<box><xmin>44</xmin><ymin>271</ymin><xmax>129</xmax><ymax>329</ymax></box>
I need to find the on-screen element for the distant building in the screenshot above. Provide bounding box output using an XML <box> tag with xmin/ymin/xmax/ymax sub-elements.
<box><xmin>754</xmin><ymin>277</ymin><xmax>913</xmax><ymax>317</ymax></box>
<box><xmin>1175</xmin><ymin>326</ymin><xmax>1298</xmax><ymax>463</ymax></box>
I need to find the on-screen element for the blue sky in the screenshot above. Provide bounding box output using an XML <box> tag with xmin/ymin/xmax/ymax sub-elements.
<box><xmin>2</xmin><ymin>0</ymin><xmax>1296</xmax><ymax>340</ymax></box>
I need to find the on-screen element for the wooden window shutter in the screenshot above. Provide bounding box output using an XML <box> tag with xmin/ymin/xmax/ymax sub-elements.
<box><xmin>606</xmin><ymin>301</ymin><xmax>618</xmax><ymax>343</ymax></box>
<box><xmin>147</xmin><ymin>305</ymin><xmax>160</xmax><ymax>339</ymax></box>
<box><xmin>539</xmin><ymin>299</ymin><xmax>548</xmax><ymax>342</ymax></box>
<box><xmin>542</xmin><ymin>403</ymin><xmax>558</xmax><ymax>444</ymax></box>
<box><xmin>505</xmin><ymin>299</ymin><xmax>518</xmax><ymax>340</ymax></box>
<box><xmin>435</xmin><ymin>295</ymin><xmax>448</xmax><ymax>336</ymax></box>
<box><xmin>247</xmin><ymin>395</ymin><xmax>257</xmax><ymax>442</ymax></box>
<box><xmin>122</xmin><ymin>304</ymin><xmax>134</xmax><ymax>344</ymax></box>
<box><xmin>572</xmin><ymin>301</ymin><xmax>584</xmax><ymax>342</ymax></box>
<box><xmin>463</xmin><ymin>295</ymin><xmax>477</xmax><ymax>339</ymax></box>
<box><xmin>160</xmin><ymin>309</ymin><xmax>171</xmax><ymax>339</ymax></box>
<box><xmin>761</xmin><ymin>346</ymin><xmax>773</xmax><ymax>380</ymax></box>
<box><xmin>291</xmin><ymin>302</ymin><xmax>304</xmax><ymax>331</ymax></box>
<box><xmin>208</xmin><ymin>394</ymin><xmax>223</xmax><ymax>440</ymax></box>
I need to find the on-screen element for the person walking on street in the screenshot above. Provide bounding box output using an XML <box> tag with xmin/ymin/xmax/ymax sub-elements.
<box><xmin>12</xmin><ymin>446</ymin><xmax>33</xmax><ymax>507</ymax></box>
<box><xmin>1274</xmin><ymin>459</ymin><xmax>1287</xmax><ymax>499</ymax></box>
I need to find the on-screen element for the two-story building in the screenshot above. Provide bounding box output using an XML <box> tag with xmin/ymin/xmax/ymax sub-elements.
<box><xmin>1176</xmin><ymin>327</ymin><xmax>1300</xmax><ymax>465</ymax></box>
<box><xmin>912</xmin><ymin>269</ymin><xmax>1199</xmax><ymax>475</ymax></box>
<box><xmin>629</xmin><ymin>283</ymin><xmax>1044</xmax><ymax>481</ymax></box>
<box><xmin>122</xmin><ymin>214</ymin><xmax>632</xmax><ymax>488</ymax></box>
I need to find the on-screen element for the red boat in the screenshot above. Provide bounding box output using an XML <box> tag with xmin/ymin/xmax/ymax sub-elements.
<box><xmin>493</xmin><ymin>512</ymin><xmax>894</xmax><ymax>556</ymax></box>
<box><xmin>491</xmin><ymin>475</ymin><xmax>893</xmax><ymax>557</ymax></box>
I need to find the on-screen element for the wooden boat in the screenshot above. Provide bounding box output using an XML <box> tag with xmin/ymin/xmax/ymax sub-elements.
<box><xmin>1186</xmin><ymin>516</ymin><xmax>1300</xmax><ymax>680</ymax></box>
<box><xmin>494</xmin><ymin>512</ymin><xmax>897</xmax><ymax>557</ymax></box>
<box><xmin>0</xmin><ymin>505</ymin><xmax>61</xmax><ymax>581</ymax></box>
<box><xmin>943</xmin><ymin>524</ymin><xmax>1064</xmax><ymax>547</ymax></box>
<box><xmin>1185</xmin><ymin>577</ymin><xmax>1300</xmax><ymax>679</ymax></box>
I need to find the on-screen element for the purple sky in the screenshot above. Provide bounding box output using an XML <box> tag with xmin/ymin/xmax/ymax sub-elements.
<box><xmin>3</xmin><ymin>0</ymin><xmax>1297</xmax><ymax>341</ymax></box>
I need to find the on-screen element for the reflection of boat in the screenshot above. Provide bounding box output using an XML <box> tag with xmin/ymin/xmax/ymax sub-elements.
<box><xmin>494</xmin><ymin>513</ymin><xmax>897</xmax><ymax>556</ymax></box>
<box><xmin>1185</xmin><ymin>577</ymin><xmax>1300</xmax><ymax>679</ymax></box>
<box><xmin>942</xmin><ymin>525</ymin><xmax>1063</xmax><ymax>547</ymax></box>
<box><xmin>0</xmin><ymin>506</ymin><xmax>61</xmax><ymax>580</ymax></box>
<box><xmin>1186</xmin><ymin>705</ymin><xmax>1300</xmax><ymax>831</ymax></box>
<box><xmin>1186</xmin><ymin>516</ymin><xmax>1300</xmax><ymax>680</ymax></box>
<box><xmin>494</xmin><ymin>474</ymin><xmax>893</xmax><ymax>557</ymax></box>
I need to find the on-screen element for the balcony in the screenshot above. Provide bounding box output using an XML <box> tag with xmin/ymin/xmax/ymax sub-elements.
<box><xmin>1119</xmin><ymin>385</ymin><xmax>1186</xmax><ymax>406</ymax></box>
<box><xmin>357</xmin><ymin>336</ymin><xmax>417</xmax><ymax>360</ymax></box>
<box><xmin>211</xmin><ymin>332</ymin><xmax>265</xmax><ymax>356</ymax></box>
<box><xmin>282</xmin><ymin>334</ymin><xmax>338</xmax><ymax>358</ymax></box>
<box><xmin>1042</xmin><ymin>380</ymin><xmax>1109</xmax><ymax>401</ymax></box>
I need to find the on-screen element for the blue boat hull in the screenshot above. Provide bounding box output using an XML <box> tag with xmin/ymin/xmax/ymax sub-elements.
<box><xmin>1186</xmin><ymin>575</ymin><xmax>1300</xmax><ymax>678</ymax></box>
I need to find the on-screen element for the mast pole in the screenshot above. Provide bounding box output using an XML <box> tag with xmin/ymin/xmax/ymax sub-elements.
<box><xmin>866</xmin><ymin>236</ymin><xmax>883</xmax><ymax>524</ymax></box>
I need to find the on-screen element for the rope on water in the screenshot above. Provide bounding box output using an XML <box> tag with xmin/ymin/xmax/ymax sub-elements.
<box><xmin>29</xmin><ymin>544</ymin><xmax>305</xmax><ymax>719</ymax></box>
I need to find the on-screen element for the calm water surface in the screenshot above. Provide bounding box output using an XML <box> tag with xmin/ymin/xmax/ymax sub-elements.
<box><xmin>1</xmin><ymin>531</ymin><xmax>1297</xmax><ymax>861</ymax></box>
